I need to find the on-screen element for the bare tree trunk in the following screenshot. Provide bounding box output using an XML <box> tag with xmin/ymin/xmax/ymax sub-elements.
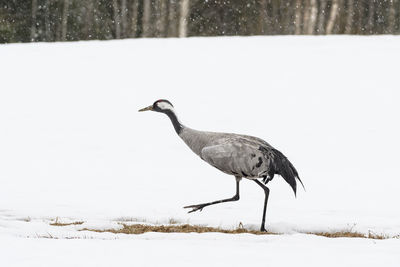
<box><xmin>303</xmin><ymin>0</ymin><xmax>310</xmax><ymax>34</ymax></box>
<box><xmin>317</xmin><ymin>0</ymin><xmax>327</xmax><ymax>34</ymax></box>
<box><xmin>388</xmin><ymin>0</ymin><xmax>397</xmax><ymax>33</ymax></box>
<box><xmin>84</xmin><ymin>0</ymin><xmax>94</xmax><ymax>39</ymax></box>
<box><xmin>154</xmin><ymin>0</ymin><xmax>163</xmax><ymax>37</ymax></box>
<box><xmin>31</xmin><ymin>0</ymin><xmax>38</xmax><ymax>41</ymax></box>
<box><xmin>282</xmin><ymin>0</ymin><xmax>295</xmax><ymax>34</ymax></box>
<box><xmin>326</xmin><ymin>0</ymin><xmax>339</xmax><ymax>34</ymax></box>
<box><xmin>258</xmin><ymin>0</ymin><xmax>268</xmax><ymax>34</ymax></box>
<box><xmin>354</xmin><ymin>0</ymin><xmax>362</xmax><ymax>34</ymax></box>
<box><xmin>121</xmin><ymin>0</ymin><xmax>128</xmax><ymax>37</ymax></box>
<box><xmin>131</xmin><ymin>0</ymin><xmax>140</xmax><ymax>37</ymax></box>
<box><xmin>159</xmin><ymin>0</ymin><xmax>169</xmax><ymax>37</ymax></box>
<box><xmin>168</xmin><ymin>0</ymin><xmax>178</xmax><ymax>37</ymax></box>
<box><xmin>164</xmin><ymin>1</ymin><xmax>171</xmax><ymax>37</ymax></box>
<box><xmin>271</xmin><ymin>0</ymin><xmax>280</xmax><ymax>34</ymax></box>
<box><xmin>263</xmin><ymin>0</ymin><xmax>274</xmax><ymax>35</ymax></box>
<box><xmin>306</xmin><ymin>0</ymin><xmax>317</xmax><ymax>34</ymax></box>
<box><xmin>44</xmin><ymin>0</ymin><xmax>51</xmax><ymax>41</ymax></box>
<box><xmin>295</xmin><ymin>0</ymin><xmax>303</xmax><ymax>34</ymax></box>
<box><xmin>61</xmin><ymin>0</ymin><xmax>70</xmax><ymax>41</ymax></box>
<box><xmin>376</xmin><ymin>0</ymin><xmax>385</xmax><ymax>34</ymax></box>
<box><xmin>112</xmin><ymin>0</ymin><xmax>121</xmax><ymax>39</ymax></box>
<box><xmin>142</xmin><ymin>0</ymin><xmax>152</xmax><ymax>37</ymax></box>
<box><xmin>367</xmin><ymin>1</ymin><xmax>374</xmax><ymax>34</ymax></box>
<box><xmin>345</xmin><ymin>0</ymin><xmax>354</xmax><ymax>34</ymax></box>
<box><xmin>179</xmin><ymin>0</ymin><xmax>190</xmax><ymax>37</ymax></box>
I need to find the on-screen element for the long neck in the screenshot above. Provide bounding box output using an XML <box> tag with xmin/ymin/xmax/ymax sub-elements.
<box><xmin>164</xmin><ymin>109</ymin><xmax>183</xmax><ymax>134</ymax></box>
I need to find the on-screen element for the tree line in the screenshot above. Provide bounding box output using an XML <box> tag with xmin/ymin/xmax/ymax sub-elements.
<box><xmin>1</xmin><ymin>0</ymin><xmax>399</xmax><ymax>43</ymax></box>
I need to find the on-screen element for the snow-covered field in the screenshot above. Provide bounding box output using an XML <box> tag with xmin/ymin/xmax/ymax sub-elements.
<box><xmin>1</xmin><ymin>36</ymin><xmax>400</xmax><ymax>266</ymax></box>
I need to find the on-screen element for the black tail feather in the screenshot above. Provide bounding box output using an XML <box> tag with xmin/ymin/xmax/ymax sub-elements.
<box><xmin>271</xmin><ymin>148</ymin><xmax>305</xmax><ymax>196</ymax></box>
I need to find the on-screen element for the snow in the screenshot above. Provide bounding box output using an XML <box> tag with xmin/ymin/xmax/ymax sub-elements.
<box><xmin>1</xmin><ymin>36</ymin><xmax>400</xmax><ymax>266</ymax></box>
<box><xmin>2</xmin><ymin>234</ymin><xmax>399</xmax><ymax>267</ymax></box>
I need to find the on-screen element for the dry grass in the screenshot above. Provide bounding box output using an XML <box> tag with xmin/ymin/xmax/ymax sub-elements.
<box><xmin>308</xmin><ymin>231</ymin><xmax>387</xmax><ymax>239</ymax></box>
<box><xmin>310</xmin><ymin>231</ymin><xmax>367</xmax><ymax>239</ymax></box>
<box><xmin>50</xmin><ymin>217</ymin><xmax>85</xmax><ymax>226</ymax></box>
<box><xmin>33</xmin><ymin>233</ymin><xmax>96</xmax><ymax>239</ymax></box>
<box><xmin>47</xmin><ymin>218</ymin><xmax>393</xmax><ymax>239</ymax></box>
<box><xmin>367</xmin><ymin>231</ymin><xmax>387</xmax><ymax>239</ymax></box>
<box><xmin>113</xmin><ymin>217</ymin><xmax>148</xmax><ymax>223</ymax></box>
<box><xmin>50</xmin><ymin>220</ymin><xmax>84</xmax><ymax>226</ymax></box>
<box><xmin>81</xmin><ymin>223</ymin><xmax>272</xmax><ymax>235</ymax></box>
<box><xmin>113</xmin><ymin>217</ymin><xmax>181</xmax><ymax>225</ymax></box>
<box><xmin>79</xmin><ymin>223</ymin><xmax>391</xmax><ymax>239</ymax></box>
<box><xmin>168</xmin><ymin>218</ymin><xmax>181</xmax><ymax>225</ymax></box>
<box><xmin>18</xmin><ymin>217</ymin><xmax>32</xmax><ymax>222</ymax></box>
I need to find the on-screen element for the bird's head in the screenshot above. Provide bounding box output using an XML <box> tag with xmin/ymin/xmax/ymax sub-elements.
<box><xmin>138</xmin><ymin>99</ymin><xmax>175</xmax><ymax>114</ymax></box>
<box><xmin>139</xmin><ymin>99</ymin><xmax>182</xmax><ymax>134</ymax></box>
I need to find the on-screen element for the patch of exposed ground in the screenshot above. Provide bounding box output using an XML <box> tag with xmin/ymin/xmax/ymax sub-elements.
<box><xmin>78</xmin><ymin>223</ymin><xmax>391</xmax><ymax>239</ymax></box>
<box><xmin>50</xmin><ymin>221</ymin><xmax>84</xmax><ymax>226</ymax></box>
<box><xmin>309</xmin><ymin>231</ymin><xmax>387</xmax><ymax>239</ymax></box>
<box><xmin>81</xmin><ymin>223</ymin><xmax>271</xmax><ymax>235</ymax></box>
<box><xmin>45</xmin><ymin>218</ymin><xmax>397</xmax><ymax>239</ymax></box>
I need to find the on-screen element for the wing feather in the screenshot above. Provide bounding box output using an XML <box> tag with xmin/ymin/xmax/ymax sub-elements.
<box><xmin>201</xmin><ymin>140</ymin><xmax>266</xmax><ymax>177</ymax></box>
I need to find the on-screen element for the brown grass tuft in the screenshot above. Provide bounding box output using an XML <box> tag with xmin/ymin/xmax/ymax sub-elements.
<box><xmin>50</xmin><ymin>221</ymin><xmax>84</xmax><ymax>226</ymax></box>
<box><xmin>367</xmin><ymin>231</ymin><xmax>386</xmax><ymax>239</ymax></box>
<box><xmin>49</xmin><ymin>218</ymin><xmax>393</xmax><ymax>239</ymax></box>
<box><xmin>168</xmin><ymin>218</ymin><xmax>181</xmax><ymax>225</ymax></box>
<box><xmin>310</xmin><ymin>231</ymin><xmax>366</xmax><ymax>238</ymax></box>
<box><xmin>309</xmin><ymin>231</ymin><xmax>387</xmax><ymax>239</ymax></box>
<box><xmin>19</xmin><ymin>217</ymin><xmax>32</xmax><ymax>222</ymax></box>
<box><xmin>81</xmin><ymin>223</ymin><xmax>272</xmax><ymax>235</ymax></box>
<box><xmin>50</xmin><ymin>217</ymin><xmax>85</xmax><ymax>226</ymax></box>
<box><xmin>80</xmin><ymin>224</ymin><xmax>391</xmax><ymax>239</ymax></box>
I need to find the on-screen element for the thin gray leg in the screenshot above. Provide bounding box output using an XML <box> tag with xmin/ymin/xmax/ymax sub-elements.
<box><xmin>184</xmin><ymin>177</ymin><xmax>241</xmax><ymax>213</ymax></box>
<box><xmin>254</xmin><ymin>179</ymin><xmax>270</xmax><ymax>232</ymax></box>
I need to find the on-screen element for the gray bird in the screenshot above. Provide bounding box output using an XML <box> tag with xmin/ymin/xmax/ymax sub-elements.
<box><xmin>139</xmin><ymin>99</ymin><xmax>304</xmax><ymax>231</ymax></box>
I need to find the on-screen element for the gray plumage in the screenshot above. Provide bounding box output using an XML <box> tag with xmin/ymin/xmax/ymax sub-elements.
<box><xmin>139</xmin><ymin>99</ymin><xmax>304</xmax><ymax>231</ymax></box>
<box><xmin>180</xmin><ymin>127</ymin><xmax>303</xmax><ymax>195</ymax></box>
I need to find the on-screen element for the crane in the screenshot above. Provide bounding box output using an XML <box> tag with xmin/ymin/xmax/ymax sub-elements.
<box><xmin>139</xmin><ymin>99</ymin><xmax>304</xmax><ymax>232</ymax></box>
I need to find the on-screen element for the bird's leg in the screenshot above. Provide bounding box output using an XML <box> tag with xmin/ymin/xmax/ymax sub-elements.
<box><xmin>254</xmin><ymin>179</ymin><xmax>270</xmax><ymax>232</ymax></box>
<box><xmin>262</xmin><ymin>173</ymin><xmax>274</xmax><ymax>184</ymax></box>
<box><xmin>184</xmin><ymin>178</ymin><xmax>241</xmax><ymax>213</ymax></box>
<box><xmin>262</xmin><ymin>176</ymin><xmax>273</xmax><ymax>184</ymax></box>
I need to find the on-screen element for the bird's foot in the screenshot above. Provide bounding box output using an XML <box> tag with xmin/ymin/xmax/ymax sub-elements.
<box><xmin>183</xmin><ymin>203</ymin><xmax>208</xmax><ymax>213</ymax></box>
<box><xmin>260</xmin><ymin>226</ymin><xmax>267</xmax><ymax>232</ymax></box>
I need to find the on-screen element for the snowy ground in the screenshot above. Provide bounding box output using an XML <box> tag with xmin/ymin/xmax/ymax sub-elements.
<box><xmin>1</xmin><ymin>36</ymin><xmax>400</xmax><ymax>266</ymax></box>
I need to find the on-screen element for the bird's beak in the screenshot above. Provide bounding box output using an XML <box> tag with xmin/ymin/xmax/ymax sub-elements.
<box><xmin>138</xmin><ymin>105</ymin><xmax>153</xmax><ymax>112</ymax></box>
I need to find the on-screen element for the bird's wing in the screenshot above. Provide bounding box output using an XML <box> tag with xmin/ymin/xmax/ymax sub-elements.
<box><xmin>200</xmin><ymin>140</ymin><xmax>267</xmax><ymax>177</ymax></box>
<box><xmin>201</xmin><ymin>135</ymin><xmax>304</xmax><ymax>195</ymax></box>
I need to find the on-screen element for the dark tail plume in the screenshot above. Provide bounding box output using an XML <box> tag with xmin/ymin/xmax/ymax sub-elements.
<box><xmin>271</xmin><ymin>148</ymin><xmax>305</xmax><ymax>196</ymax></box>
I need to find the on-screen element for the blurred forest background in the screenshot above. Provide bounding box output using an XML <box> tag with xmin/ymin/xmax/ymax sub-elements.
<box><xmin>1</xmin><ymin>0</ymin><xmax>399</xmax><ymax>43</ymax></box>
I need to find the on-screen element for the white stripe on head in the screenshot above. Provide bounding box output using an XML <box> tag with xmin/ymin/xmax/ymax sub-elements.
<box><xmin>156</xmin><ymin>101</ymin><xmax>174</xmax><ymax>112</ymax></box>
<box><xmin>155</xmin><ymin>100</ymin><xmax>181</xmax><ymax>125</ymax></box>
